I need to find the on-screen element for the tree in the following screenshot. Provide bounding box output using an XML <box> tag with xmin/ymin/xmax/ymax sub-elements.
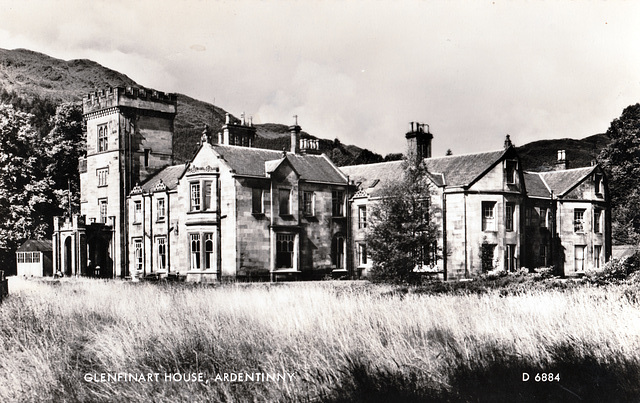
<box><xmin>365</xmin><ymin>154</ymin><xmax>439</xmax><ymax>282</ymax></box>
<box><xmin>0</xmin><ymin>104</ymin><xmax>54</xmax><ymax>270</ymax></box>
<box><xmin>42</xmin><ymin>102</ymin><xmax>84</xmax><ymax>214</ymax></box>
<box><xmin>598</xmin><ymin>103</ymin><xmax>640</xmax><ymax>244</ymax></box>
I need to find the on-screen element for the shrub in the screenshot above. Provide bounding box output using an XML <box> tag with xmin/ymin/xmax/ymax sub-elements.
<box><xmin>586</xmin><ymin>252</ymin><xmax>640</xmax><ymax>285</ymax></box>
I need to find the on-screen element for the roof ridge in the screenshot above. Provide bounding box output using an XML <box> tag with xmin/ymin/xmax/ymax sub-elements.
<box><xmin>537</xmin><ymin>166</ymin><xmax>595</xmax><ymax>175</ymax></box>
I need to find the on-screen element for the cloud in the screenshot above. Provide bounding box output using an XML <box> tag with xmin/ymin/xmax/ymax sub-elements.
<box><xmin>0</xmin><ymin>0</ymin><xmax>639</xmax><ymax>156</ymax></box>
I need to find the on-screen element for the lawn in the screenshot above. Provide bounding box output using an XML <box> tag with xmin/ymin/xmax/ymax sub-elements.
<box><xmin>0</xmin><ymin>277</ymin><xmax>639</xmax><ymax>402</ymax></box>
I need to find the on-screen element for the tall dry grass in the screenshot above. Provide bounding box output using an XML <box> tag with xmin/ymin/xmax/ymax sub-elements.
<box><xmin>0</xmin><ymin>277</ymin><xmax>639</xmax><ymax>402</ymax></box>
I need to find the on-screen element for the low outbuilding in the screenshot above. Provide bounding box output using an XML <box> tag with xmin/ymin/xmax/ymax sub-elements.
<box><xmin>16</xmin><ymin>239</ymin><xmax>53</xmax><ymax>277</ymax></box>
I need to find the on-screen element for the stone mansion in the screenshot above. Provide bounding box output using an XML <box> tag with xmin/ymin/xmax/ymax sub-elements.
<box><xmin>51</xmin><ymin>87</ymin><xmax>611</xmax><ymax>281</ymax></box>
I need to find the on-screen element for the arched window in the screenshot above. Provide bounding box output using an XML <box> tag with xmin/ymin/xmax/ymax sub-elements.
<box><xmin>190</xmin><ymin>234</ymin><xmax>201</xmax><ymax>269</ymax></box>
<box><xmin>204</xmin><ymin>234</ymin><xmax>214</xmax><ymax>270</ymax></box>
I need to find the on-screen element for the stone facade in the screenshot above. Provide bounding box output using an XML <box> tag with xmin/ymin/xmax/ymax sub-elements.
<box><xmin>53</xmin><ymin>86</ymin><xmax>610</xmax><ymax>281</ymax></box>
<box><xmin>342</xmin><ymin>127</ymin><xmax>611</xmax><ymax>279</ymax></box>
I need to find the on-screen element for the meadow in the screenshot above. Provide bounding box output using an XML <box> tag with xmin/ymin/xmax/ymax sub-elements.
<box><xmin>0</xmin><ymin>276</ymin><xmax>639</xmax><ymax>402</ymax></box>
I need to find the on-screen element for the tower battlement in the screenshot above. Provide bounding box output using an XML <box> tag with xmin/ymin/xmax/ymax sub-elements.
<box><xmin>83</xmin><ymin>86</ymin><xmax>178</xmax><ymax>115</ymax></box>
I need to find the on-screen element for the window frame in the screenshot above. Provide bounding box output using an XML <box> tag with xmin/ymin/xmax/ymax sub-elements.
<box><xmin>190</xmin><ymin>233</ymin><xmax>201</xmax><ymax>270</ymax></box>
<box><xmin>574</xmin><ymin>209</ymin><xmax>586</xmax><ymax>233</ymax></box>
<box><xmin>505</xmin><ymin>202</ymin><xmax>514</xmax><ymax>232</ymax></box>
<box><xmin>252</xmin><ymin>188</ymin><xmax>265</xmax><ymax>215</ymax></box>
<box><xmin>302</xmin><ymin>191</ymin><xmax>315</xmax><ymax>217</ymax></box>
<box><xmin>133</xmin><ymin>238</ymin><xmax>143</xmax><ymax>272</ymax></box>
<box><xmin>190</xmin><ymin>182</ymin><xmax>201</xmax><ymax>212</ymax></box>
<box><xmin>594</xmin><ymin>208</ymin><xmax>602</xmax><ymax>234</ymax></box>
<box><xmin>97</xmin><ymin>124</ymin><xmax>108</xmax><ymax>153</ymax></box>
<box><xmin>506</xmin><ymin>160</ymin><xmax>517</xmax><ymax>185</ymax></box>
<box><xmin>99</xmin><ymin>198</ymin><xmax>108</xmax><ymax>224</ymax></box>
<box><xmin>357</xmin><ymin>242</ymin><xmax>368</xmax><ymax>266</ymax></box>
<box><xmin>594</xmin><ymin>245</ymin><xmax>602</xmax><ymax>269</ymax></box>
<box><xmin>575</xmin><ymin>245</ymin><xmax>586</xmax><ymax>272</ymax></box>
<box><xmin>539</xmin><ymin>207</ymin><xmax>548</xmax><ymax>228</ymax></box>
<box><xmin>358</xmin><ymin>205</ymin><xmax>367</xmax><ymax>229</ymax></box>
<box><xmin>481</xmin><ymin>201</ymin><xmax>496</xmax><ymax>232</ymax></box>
<box><xmin>276</xmin><ymin>233</ymin><xmax>296</xmax><ymax>269</ymax></box>
<box><xmin>133</xmin><ymin>200</ymin><xmax>142</xmax><ymax>224</ymax></box>
<box><xmin>332</xmin><ymin>190</ymin><xmax>345</xmax><ymax>217</ymax></box>
<box><xmin>97</xmin><ymin>167</ymin><xmax>108</xmax><ymax>187</ymax></box>
<box><xmin>156</xmin><ymin>236</ymin><xmax>166</xmax><ymax>271</ymax></box>
<box><xmin>279</xmin><ymin>188</ymin><xmax>292</xmax><ymax>216</ymax></box>
<box><xmin>156</xmin><ymin>198</ymin><xmax>165</xmax><ymax>221</ymax></box>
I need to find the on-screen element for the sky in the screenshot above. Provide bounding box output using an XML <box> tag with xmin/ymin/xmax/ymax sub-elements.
<box><xmin>0</xmin><ymin>0</ymin><xmax>639</xmax><ymax>157</ymax></box>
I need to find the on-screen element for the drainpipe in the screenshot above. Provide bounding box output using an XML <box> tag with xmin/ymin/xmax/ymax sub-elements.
<box><xmin>270</xmin><ymin>180</ymin><xmax>274</xmax><ymax>282</ymax></box>
<box><xmin>464</xmin><ymin>190</ymin><xmax>469</xmax><ymax>278</ymax></box>
<box><xmin>345</xmin><ymin>175</ymin><xmax>353</xmax><ymax>279</ymax></box>
<box><xmin>442</xmin><ymin>191</ymin><xmax>447</xmax><ymax>280</ymax></box>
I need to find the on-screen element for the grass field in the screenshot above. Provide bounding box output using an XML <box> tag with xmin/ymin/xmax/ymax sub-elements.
<box><xmin>0</xmin><ymin>277</ymin><xmax>639</xmax><ymax>402</ymax></box>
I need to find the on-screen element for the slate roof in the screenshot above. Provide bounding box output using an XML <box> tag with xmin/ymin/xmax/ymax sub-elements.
<box><xmin>140</xmin><ymin>164</ymin><xmax>188</xmax><ymax>192</ymax></box>
<box><xmin>17</xmin><ymin>239</ymin><xmax>52</xmax><ymax>252</ymax></box>
<box><xmin>212</xmin><ymin>144</ymin><xmax>347</xmax><ymax>184</ymax></box>
<box><xmin>523</xmin><ymin>172</ymin><xmax>551</xmax><ymax>198</ymax></box>
<box><xmin>537</xmin><ymin>166</ymin><xmax>596</xmax><ymax>197</ymax></box>
<box><xmin>341</xmin><ymin>149</ymin><xmax>508</xmax><ymax>197</ymax></box>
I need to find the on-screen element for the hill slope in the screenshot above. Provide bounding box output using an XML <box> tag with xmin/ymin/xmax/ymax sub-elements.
<box><xmin>0</xmin><ymin>48</ymin><xmax>612</xmax><ymax>168</ymax></box>
<box><xmin>0</xmin><ymin>48</ymin><xmax>385</xmax><ymax>164</ymax></box>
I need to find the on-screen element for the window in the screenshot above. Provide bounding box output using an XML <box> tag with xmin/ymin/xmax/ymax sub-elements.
<box><xmin>133</xmin><ymin>200</ymin><xmax>142</xmax><ymax>223</ymax></box>
<box><xmin>482</xmin><ymin>201</ymin><xmax>496</xmax><ymax>231</ymax></box>
<box><xmin>415</xmin><ymin>240</ymin><xmax>438</xmax><ymax>268</ymax></box>
<box><xmin>332</xmin><ymin>190</ymin><xmax>344</xmax><ymax>217</ymax></box>
<box><xmin>574</xmin><ymin>209</ymin><xmax>586</xmax><ymax>233</ymax></box>
<box><xmin>134</xmin><ymin>239</ymin><xmax>143</xmax><ymax>272</ymax></box>
<box><xmin>302</xmin><ymin>191</ymin><xmax>315</xmax><ymax>216</ymax></box>
<box><xmin>481</xmin><ymin>243</ymin><xmax>496</xmax><ymax>272</ymax></box>
<box><xmin>357</xmin><ymin>243</ymin><xmax>368</xmax><ymax>266</ymax></box>
<box><xmin>279</xmin><ymin>189</ymin><xmax>292</xmax><ymax>216</ymax></box>
<box><xmin>190</xmin><ymin>180</ymin><xmax>215</xmax><ymax>212</ymax></box>
<box><xmin>332</xmin><ymin>234</ymin><xmax>345</xmax><ymax>270</ymax></box>
<box><xmin>539</xmin><ymin>207</ymin><xmax>547</xmax><ymax>228</ymax></box>
<box><xmin>594</xmin><ymin>245</ymin><xmax>602</xmax><ymax>269</ymax></box>
<box><xmin>525</xmin><ymin>207</ymin><xmax>533</xmax><ymax>227</ymax></box>
<box><xmin>539</xmin><ymin>245</ymin><xmax>548</xmax><ymax>267</ymax></box>
<box><xmin>17</xmin><ymin>252</ymin><xmax>40</xmax><ymax>264</ymax></box>
<box><xmin>595</xmin><ymin>174</ymin><xmax>603</xmax><ymax>196</ymax></box>
<box><xmin>204</xmin><ymin>233</ymin><xmax>214</xmax><ymax>270</ymax></box>
<box><xmin>203</xmin><ymin>180</ymin><xmax>213</xmax><ymax>211</ymax></box>
<box><xmin>505</xmin><ymin>244</ymin><xmax>516</xmax><ymax>272</ymax></box>
<box><xmin>506</xmin><ymin>160</ymin><xmax>517</xmax><ymax>184</ymax></box>
<box><xmin>99</xmin><ymin>199</ymin><xmax>108</xmax><ymax>224</ymax></box>
<box><xmin>144</xmin><ymin>149</ymin><xmax>150</xmax><ymax>168</ymax></box>
<box><xmin>97</xmin><ymin>124</ymin><xmax>108</xmax><ymax>152</ymax></box>
<box><xmin>594</xmin><ymin>209</ymin><xmax>602</xmax><ymax>234</ymax></box>
<box><xmin>252</xmin><ymin>188</ymin><xmax>265</xmax><ymax>214</ymax></box>
<box><xmin>358</xmin><ymin>205</ymin><xmax>367</xmax><ymax>229</ymax></box>
<box><xmin>157</xmin><ymin>199</ymin><xmax>165</xmax><ymax>221</ymax></box>
<box><xmin>97</xmin><ymin>168</ymin><xmax>108</xmax><ymax>187</ymax></box>
<box><xmin>276</xmin><ymin>233</ymin><xmax>295</xmax><ymax>269</ymax></box>
<box><xmin>190</xmin><ymin>234</ymin><xmax>201</xmax><ymax>269</ymax></box>
<box><xmin>190</xmin><ymin>182</ymin><xmax>201</xmax><ymax>211</ymax></box>
<box><xmin>505</xmin><ymin>203</ymin><xmax>514</xmax><ymax>231</ymax></box>
<box><xmin>156</xmin><ymin>237</ymin><xmax>166</xmax><ymax>271</ymax></box>
<box><xmin>575</xmin><ymin>245</ymin><xmax>585</xmax><ymax>272</ymax></box>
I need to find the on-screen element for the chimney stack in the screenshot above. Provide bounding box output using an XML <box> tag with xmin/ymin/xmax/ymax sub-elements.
<box><xmin>405</xmin><ymin>121</ymin><xmax>433</xmax><ymax>160</ymax></box>
<box><xmin>555</xmin><ymin>150</ymin><xmax>568</xmax><ymax>170</ymax></box>
<box><xmin>290</xmin><ymin>115</ymin><xmax>301</xmax><ymax>154</ymax></box>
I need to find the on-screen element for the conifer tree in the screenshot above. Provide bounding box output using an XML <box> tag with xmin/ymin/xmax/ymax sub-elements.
<box><xmin>365</xmin><ymin>153</ymin><xmax>439</xmax><ymax>282</ymax></box>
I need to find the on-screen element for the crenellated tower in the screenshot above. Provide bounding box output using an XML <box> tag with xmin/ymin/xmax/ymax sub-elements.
<box><xmin>67</xmin><ymin>86</ymin><xmax>178</xmax><ymax>278</ymax></box>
